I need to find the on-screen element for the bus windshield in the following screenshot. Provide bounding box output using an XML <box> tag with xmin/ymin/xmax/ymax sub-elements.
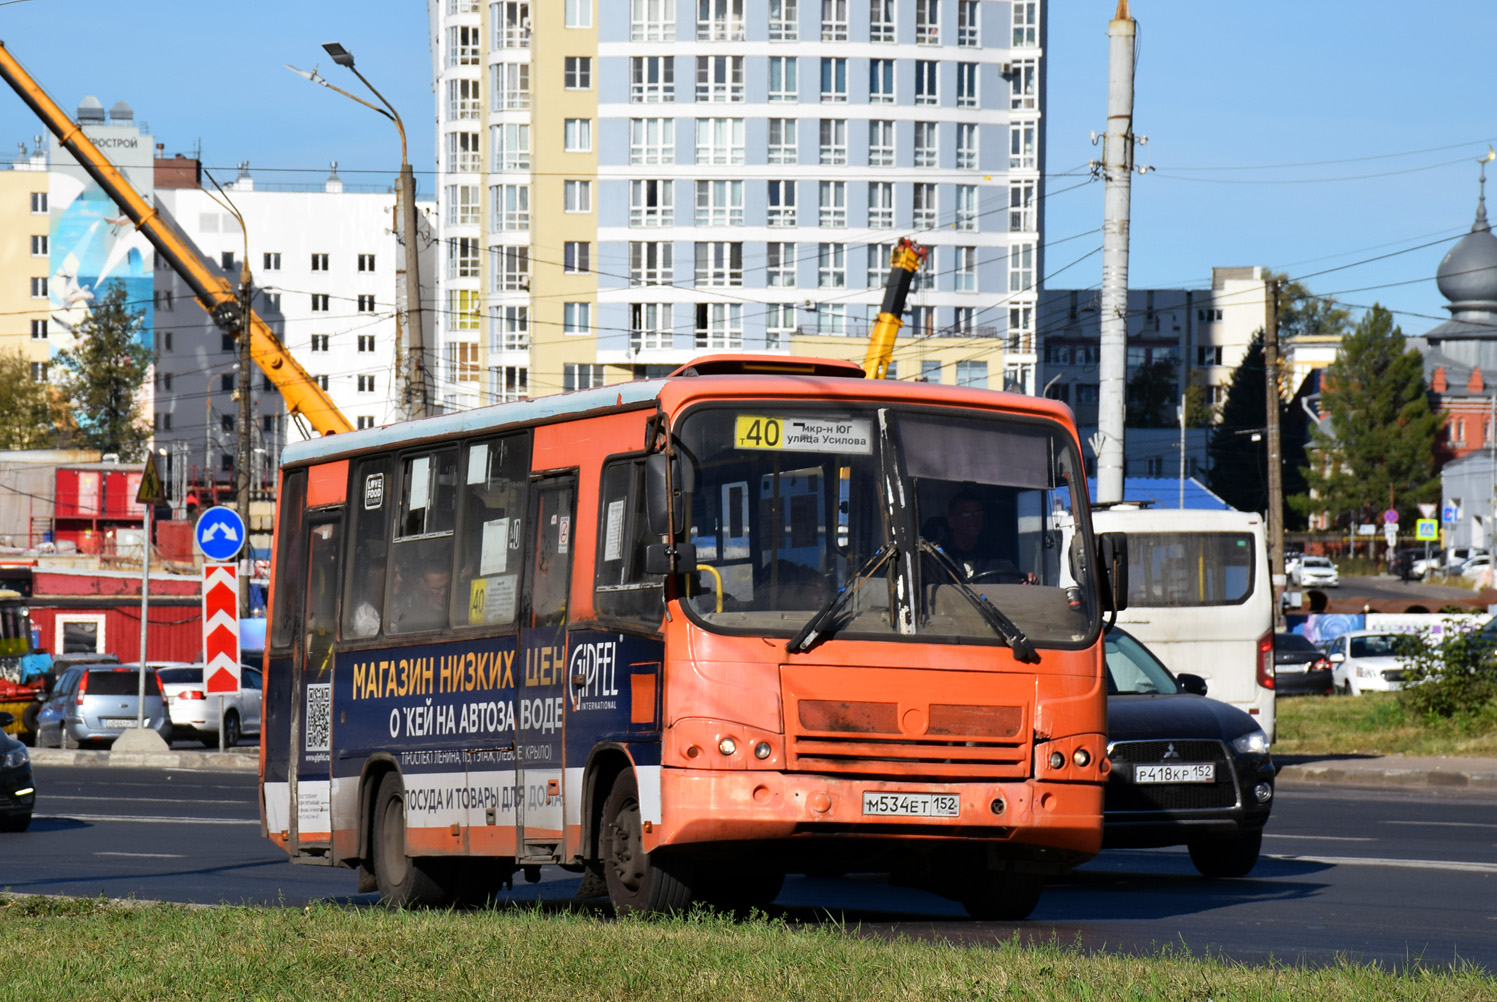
<box><xmin>675</xmin><ymin>404</ymin><xmax>1096</xmax><ymax>648</ymax></box>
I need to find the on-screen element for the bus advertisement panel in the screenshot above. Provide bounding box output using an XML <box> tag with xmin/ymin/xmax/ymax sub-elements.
<box><xmin>260</xmin><ymin>357</ymin><xmax>1119</xmax><ymax>919</ymax></box>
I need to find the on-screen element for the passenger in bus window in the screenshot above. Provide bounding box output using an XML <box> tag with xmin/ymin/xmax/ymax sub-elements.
<box><xmin>390</xmin><ymin>553</ymin><xmax>452</xmax><ymax>633</ymax></box>
<box><xmin>942</xmin><ymin>491</ymin><xmax>1035</xmax><ymax>585</ymax></box>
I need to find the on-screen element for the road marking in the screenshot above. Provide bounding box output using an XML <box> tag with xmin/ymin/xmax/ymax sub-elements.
<box><xmin>1269</xmin><ymin>853</ymin><xmax>1497</xmax><ymax>875</ymax></box>
<box><xmin>1382</xmin><ymin>820</ymin><xmax>1497</xmax><ymax>829</ymax></box>
<box><xmin>94</xmin><ymin>852</ymin><xmax>186</xmax><ymax>859</ymax></box>
<box><xmin>1265</xmin><ymin>834</ymin><xmax>1374</xmax><ymax>842</ymax></box>
<box><xmin>38</xmin><ymin>814</ymin><xmax>258</xmax><ymax>826</ymax></box>
<box><xmin>42</xmin><ymin>795</ymin><xmax>249</xmax><ymax>807</ymax></box>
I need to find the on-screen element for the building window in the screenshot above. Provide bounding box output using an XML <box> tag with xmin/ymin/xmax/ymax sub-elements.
<box><xmin>956</xmin><ymin>62</ymin><xmax>978</xmax><ymax>108</ymax></box>
<box><xmin>29</xmin><ymin>191</ymin><xmax>46</xmax><ymax>214</ymax></box>
<box><xmin>954</xmin><ymin>246</ymin><xmax>976</xmax><ymax>292</ymax></box>
<box><xmin>629</xmin><ymin>118</ymin><xmax>674</xmax><ymax>164</ymax></box>
<box><xmin>564</xmin><ymin>242</ymin><xmax>591</xmax><ymax>274</ymax></box>
<box><xmin>1010</xmin><ymin>59</ymin><xmax>1037</xmax><ymax>110</ymax></box>
<box><xmin>913</xmin><ymin>60</ymin><xmax>937</xmax><ymax>105</ymax></box>
<box><xmin>221</xmin><ymin>332</ymin><xmax>236</xmax><ymax>352</ymax></box>
<box><xmin>912</xmin><ymin>182</ymin><xmax>936</xmax><ymax>229</ymax></box>
<box><xmin>450</xmin><ymin>237</ymin><xmax>480</xmax><ymax>278</ymax></box>
<box><xmin>1010</xmin><ymin>121</ymin><xmax>1036</xmax><ymax>170</ymax></box>
<box><xmin>765</xmin><ymin>303</ymin><xmax>796</xmax><ymax>349</ymax></box>
<box><xmin>912</xmin><ymin>247</ymin><xmax>935</xmax><ymax>292</ymax></box>
<box><xmin>913</xmin><ymin>121</ymin><xmax>938</xmax><ymax>168</ymax></box>
<box><xmin>358</xmin><ymin>295</ymin><xmax>376</xmax><ymax>312</ymax></box>
<box><xmin>1198</xmin><ymin>308</ymin><xmax>1224</xmax><ymax>322</ymax></box>
<box><xmin>630</xmin><ymin>180</ymin><xmax>674</xmax><ymax>226</ymax></box>
<box><xmin>495</xmin><ymin>246</ymin><xmax>530</xmax><ymax>291</ymax></box>
<box><xmin>1078</xmin><ymin>384</ymin><xmax>1100</xmax><ymax>405</ymax></box>
<box><xmin>818</xmin><ymin>181</ymin><xmax>846</xmax><ymax>227</ymax></box>
<box><xmin>30</xmin><ymin>319</ymin><xmax>47</xmax><ymax>340</ymax></box>
<box><xmin>697</xmin><ymin>0</ymin><xmax>745</xmax><ymax>40</ymax></box>
<box><xmin>767</xmin><ymin>118</ymin><xmax>797</xmax><ymax>164</ymax></box>
<box><xmin>630</xmin><ymin>56</ymin><xmax>675</xmax><ymax>101</ymax></box>
<box><xmin>817</xmin><ymin>303</ymin><xmax>846</xmax><ymax>336</ymax></box>
<box><xmin>220</xmin><ymin>251</ymin><xmax>237</xmax><ymax>273</ymax></box>
<box><xmin>768</xmin><ymin>56</ymin><xmax>798</xmax><ymax>102</ymax></box>
<box><xmin>960</xmin><ymin>0</ymin><xmax>983</xmax><ymax>45</ymax></box>
<box><xmin>820</xmin><ymin>0</ymin><xmax>847</xmax><ymax>40</ymax></box>
<box><xmin>630</xmin><ymin>303</ymin><xmax>673</xmax><ymax>351</ymax></box>
<box><xmin>868</xmin><ymin>182</ymin><xmax>893</xmax><ymax>229</ymax></box>
<box><xmin>955</xmin><ymin>184</ymin><xmax>978</xmax><ymax>231</ymax></box>
<box><xmin>1011</xmin><ymin>0</ymin><xmax>1036</xmax><ymax>46</ymax></box>
<box><xmin>493</xmin><ymin>62</ymin><xmax>530</xmax><ymax>109</ymax></box>
<box><xmin>564</xmin><ymin>56</ymin><xmax>592</xmax><ymax>90</ymax></box>
<box><xmin>496</xmin><ymin>1</ymin><xmax>531</xmax><ymax>47</ymax></box>
<box><xmin>695</xmin><ymin>118</ymin><xmax>745</xmax><ymax>165</ymax></box>
<box><xmin>956</xmin><ymin>360</ymin><xmax>987</xmax><ymax>388</ymax></box>
<box><xmin>356</xmin><ymin>416</ymin><xmax>375</xmax><ymax>430</ymax></box>
<box><xmin>1009</xmin><ymin>182</ymin><xmax>1034</xmax><ymax>232</ymax></box>
<box><xmin>817</xmin><ymin>242</ymin><xmax>845</xmax><ymax>288</ymax></box>
<box><xmin>310</xmin><ymin>334</ymin><xmax>329</xmax><ymax>352</ymax></box>
<box><xmin>161</xmin><ymin>331</ymin><xmax>173</xmax><ymax>351</ymax></box>
<box><xmin>261</xmin><ymin>251</ymin><xmax>281</xmax><ymax>271</ymax></box>
<box><xmin>448</xmin><ymin>131</ymin><xmax>481</xmax><ymax>172</ymax></box>
<box><xmin>631</xmin><ymin>0</ymin><xmax>676</xmax><ymax>41</ymax></box>
<box><xmin>448</xmin><ymin>24</ymin><xmax>480</xmax><ymax>65</ymax></box>
<box><xmin>694</xmin><ymin>242</ymin><xmax>743</xmax><ymax>286</ymax></box>
<box><xmin>264</xmin><ymin>292</ymin><xmax>280</xmax><ymax>312</ymax></box>
<box><xmin>870</xmin><ymin>0</ymin><xmax>895</xmax><ymax>41</ymax></box>
<box><xmin>820</xmin><ymin>57</ymin><xmax>847</xmax><ymax>101</ymax></box>
<box><xmin>451</xmin><ymin>289</ymin><xmax>481</xmax><ymax>331</ymax></box>
<box><xmin>866</xmin><ymin>243</ymin><xmax>893</xmax><ymax>288</ymax></box>
<box><xmin>311</xmin><ymin>293</ymin><xmax>330</xmax><ymax>311</ymax></box>
<box><xmin>29</xmin><ymin>276</ymin><xmax>46</xmax><ymax>298</ymax></box>
<box><xmin>919</xmin><ymin>359</ymin><xmax>941</xmax><ymax>383</ymax></box>
<box><xmin>490</xmin><ymin>365</ymin><xmax>529</xmax><ymax>403</ymax></box>
<box><xmin>358</xmin><ymin>334</ymin><xmax>376</xmax><ymax>352</ymax></box>
<box><xmin>868</xmin><ymin>119</ymin><xmax>894</xmax><ymax>167</ymax></box>
<box><xmin>30</xmin><ymin>234</ymin><xmax>47</xmax><ymax>256</ymax></box>
<box><xmin>446</xmin><ymin>78</ymin><xmax>481</xmax><ymax>120</ymax></box>
<box><xmin>493</xmin><ymin>306</ymin><xmax>529</xmax><ymax>351</ymax></box>
<box><xmin>767</xmin><ymin>180</ymin><xmax>797</xmax><ymax>226</ymax></box>
<box><xmin>358</xmin><ymin>374</ymin><xmax>377</xmax><ymax>393</ymax></box>
<box><xmin>564</xmin><ymin>118</ymin><xmax>593</xmax><ymax>152</ymax></box>
<box><xmin>769</xmin><ymin>0</ymin><xmax>798</xmax><ymax>40</ymax></box>
<box><xmin>869</xmin><ymin>59</ymin><xmax>894</xmax><ymax>103</ymax></box>
<box><xmin>1197</xmin><ymin>345</ymin><xmax>1224</xmax><ymax>366</ymax></box>
<box><xmin>953</xmin><ymin>306</ymin><xmax>976</xmax><ymax>333</ymax></box>
<box><xmin>818</xmin><ymin>118</ymin><xmax>847</xmax><ymax>165</ymax></box>
<box><xmin>955</xmin><ymin>123</ymin><xmax>978</xmax><ymax>169</ymax></box>
<box><xmin>697</xmin><ymin>55</ymin><xmax>744</xmax><ymax>102</ymax></box>
<box><xmin>630</xmin><ymin>242</ymin><xmax>674</xmax><ymax>286</ymax></box>
<box><xmin>563</xmin><ymin>302</ymin><xmax>592</xmax><ymax>336</ymax></box>
<box><xmin>564</xmin><ymin>363</ymin><xmax>604</xmax><ymax>391</ymax></box>
<box><xmin>1009</xmin><ymin>304</ymin><xmax>1034</xmax><ymax>352</ymax></box>
<box><xmin>914</xmin><ymin>0</ymin><xmax>938</xmax><ymax>43</ymax></box>
<box><xmin>1009</xmin><ymin>242</ymin><xmax>1034</xmax><ymax>293</ymax></box>
<box><xmin>695</xmin><ymin>302</ymin><xmax>743</xmax><ymax>349</ymax></box>
<box><xmin>565</xmin><ymin>0</ymin><xmax>591</xmax><ymax>27</ymax></box>
<box><xmin>767</xmin><ymin>242</ymin><xmax>797</xmax><ymax>287</ymax></box>
<box><xmin>695</xmin><ymin>179</ymin><xmax>744</xmax><ymax>226</ymax></box>
<box><xmin>494</xmin><ymin>184</ymin><xmax>530</xmax><ymax>229</ymax></box>
<box><xmin>564</xmin><ymin>180</ymin><xmax>592</xmax><ymax>213</ymax></box>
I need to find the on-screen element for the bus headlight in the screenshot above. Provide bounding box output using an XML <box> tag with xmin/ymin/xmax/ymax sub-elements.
<box><xmin>1072</xmin><ymin>748</ymin><xmax>1091</xmax><ymax>768</ymax></box>
<box><xmin>1232</xmin><ymin>728</ymin><xmax>1269</xmax><ymax>756</ymax></box>
<box><xmin>754</xmin><ymin>741</ymin><xmax>772</xmax><ymax>760</ymax></box>
<box><xmin>718</xmin><ymin>737</ymin><xmax>737</xmax><ymax>756</ymax></box>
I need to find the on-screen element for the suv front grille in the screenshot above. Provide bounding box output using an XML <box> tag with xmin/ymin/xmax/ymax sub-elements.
<box><xmin>1105</xmin><ymin>738</ymin><xmax>1239</xmax><ymax>812</ymax></box>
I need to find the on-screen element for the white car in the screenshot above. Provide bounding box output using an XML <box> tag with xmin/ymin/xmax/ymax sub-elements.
<box><xmin>156</xmin><ymin>663</ymin><xmax>263</xmax><ymax>747</ymax></box>
<box><xmin>1322</xmin><ymin>631</ymin><xmax>1414</xmax><ymax>695</ymax></box>
<box><xmin>1460</xmin><ymin>554</ymin><xmax>1493</xmax><ymax>581</ymax></box>
<box><xmin>1294</xmin><ymin>555</ymin><xmax>1339</xmax><ymax>588</ymax></box>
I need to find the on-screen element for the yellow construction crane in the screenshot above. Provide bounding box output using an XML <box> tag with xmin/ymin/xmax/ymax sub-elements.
<box><xmin>861</xmin><ymin>237</ymin><xmax>929</xmax><ymax>380</ymax></box>
<box><xmin>0</xmin><ymin>40</ymin><xmax>353</xmax><ymax>436</ymax></box>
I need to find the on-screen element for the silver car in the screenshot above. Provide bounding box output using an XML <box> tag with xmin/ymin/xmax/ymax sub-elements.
<box><xmin>35</xmin><ymin>664</ymin><xmax>172</xmax><ymax>748</ymax></box>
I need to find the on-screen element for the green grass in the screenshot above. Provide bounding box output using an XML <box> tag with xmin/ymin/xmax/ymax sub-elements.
<box><xmin>0</xmin><ymin>896</ymin><xmax>1492</xmax><ymax>1001</ymax></box>
<box><xmin>1275</xmin><ymin>691</ymin><xmax>1497</xmax><ymax>757</ymax></box>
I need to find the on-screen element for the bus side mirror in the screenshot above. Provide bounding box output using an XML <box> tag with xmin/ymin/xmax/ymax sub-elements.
<box><xmin>645</xmin><ymin>454</ymin><xmax>683</xmax><ymax>537</ymax></box>
<box><xmin>644</xmin><ymin>542</ymin><xmax>697</xmax><ymax>575</ymax></box>
<box><xmin>1097</xmin><ymin>532</ymin><xmax>1129</xmax><ymax>612</ymax></box>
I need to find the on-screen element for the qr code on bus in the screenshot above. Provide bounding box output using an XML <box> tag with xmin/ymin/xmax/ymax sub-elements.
<box><xmin>305</xmin><ymin>683</ymin><xmax>332</xmax><ymax>753</ymax></box>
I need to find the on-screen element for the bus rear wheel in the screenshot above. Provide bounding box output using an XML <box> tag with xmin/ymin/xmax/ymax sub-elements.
<box><xmin>961</xmin><ymin>869</ymin><xmax>1044</xmax><ymax>921</ymax></box>
<box><xmin>1187</xmin><ymin>830</ymin><xmax>1261</xmax><ymax>878</ymax></box>
<box><xmin>371</xmin><ymin>772</ymin><xmax>449</xmax><ymax>907</ymax></box>
<box><xmin>600</xmin><ymin>769</ymin><xmax>693</xmax><ymax>915</ymax></box>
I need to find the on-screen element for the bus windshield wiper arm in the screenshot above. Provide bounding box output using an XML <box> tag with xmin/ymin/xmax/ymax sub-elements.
<box><xmin>786</xmin><ymin>542</ymin><xmax>897</xmax><ymax>654</ymax></box>
<box><xmin>917</xmin><ymin>539</ymin><xmax>1041</xmax><ymax>664</ymax></box>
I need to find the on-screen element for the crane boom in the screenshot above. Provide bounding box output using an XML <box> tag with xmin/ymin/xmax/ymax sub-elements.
<box><xmin>862</xmin><ymin>237</ymin><xmax>929</xmax><ymax>379</ymax></box>
<box><xmin>0</xmin><ymin>40</ymin><xmax>354</xmax><ymax>436</ymax></box>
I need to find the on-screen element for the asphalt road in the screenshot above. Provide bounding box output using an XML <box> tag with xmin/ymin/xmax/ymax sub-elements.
<box><xmin>6</xmin><ymin>764</ymin><xmax>1496</xmax><ymax>972</ymax></box>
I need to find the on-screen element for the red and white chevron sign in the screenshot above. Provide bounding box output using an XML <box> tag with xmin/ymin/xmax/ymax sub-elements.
<box><xmin>202</xmin><ymin>562</ymin><xmax>240</xmax><ymax>695</ymax></box>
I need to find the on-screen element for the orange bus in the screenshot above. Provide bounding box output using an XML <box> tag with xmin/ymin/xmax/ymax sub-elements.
<box><xmin>260</xmin><ymin>355</ymin><xmax>1123</xmax><ymax>918</ymax></box>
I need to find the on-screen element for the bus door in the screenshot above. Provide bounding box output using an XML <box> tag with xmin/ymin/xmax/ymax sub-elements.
<box><xmin>288</xmin><ymin>515</ymin><xmax>342</xmax><ymax>854</ymax></box>
<box><xmin>517</xmin><ymin>475</ymin><xmax>575</xmax><ymax>861</ymax></box>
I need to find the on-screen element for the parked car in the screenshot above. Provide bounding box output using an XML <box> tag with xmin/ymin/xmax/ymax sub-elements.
<box><xmin>1103</xmin><ymin>627</ymin><xmax>1275</xmax><ymax>878</ymax></box>
<box><xmin>1273</xmin><ymin>632</ymin><xmax>1334</xmax><ymax>695</ymax></box>
<box><xmin>1322</xmin><ymin>630</ymin><xmax>1416</xmax><ymax>695</ymax></box>
<box><xmin>0</xmin><ymin>711</ymin><xmax>34</xmax><ymax>831</ymax></box>
<box><xmin>1293</xmin><ymin>555</ymin><xmax>1339</xmax><ymax>588</ymax></box>
<box><xmin>157</xmin><ymin>663</ymin><xmax>263</xmax><ymax>747</ymax></box>
<box><xmin>1460</xmin><ymin>554</ymin><xmax>1493</xmax><ymax>581</ymax></box>
<box><xmin>34</xmin><ymin>664</ymin><xmax>171</xmax><ymax>748</ymax></box>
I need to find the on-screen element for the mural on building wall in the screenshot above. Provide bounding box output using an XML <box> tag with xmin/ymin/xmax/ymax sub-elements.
<box><xmin>47</xmin><ymin>170</ymin><xmax>153</xmax><ymax>355</ymax></box>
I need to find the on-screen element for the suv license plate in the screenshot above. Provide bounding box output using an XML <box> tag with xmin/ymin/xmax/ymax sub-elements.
<box><xmin>1134</xmin><ymin>763</ymin><xmax>1214</xmax><ymax>784</ymax></box>
<box><xmin>861</xmin><ymin>792</ymin><xmax>960</xmax><ymax>818</ymax></box>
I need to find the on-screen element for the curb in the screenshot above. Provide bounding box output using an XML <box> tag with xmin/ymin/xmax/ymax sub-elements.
<box><xmin>1276</xmin><ymin>761</ymin><xmax>1497</xmax><ymax>792</ymax></box>
<box><xmin>28</xmin><ymin>748</ymin><xmax>257</xmax><ymax>772</ymax></box>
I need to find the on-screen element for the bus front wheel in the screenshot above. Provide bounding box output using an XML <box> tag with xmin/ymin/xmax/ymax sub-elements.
<box><xmin>600</xmin><ymin>769</ymin><xmax>693</xmax><ymax>914</ymax></box>
<box><xmin>371</xmin><ymin>772</ymin><xmax>449</xmax><ymax>907</ymax></box>
<box><xmin>961</xmin><ymin>869</ymin><xmax>1043</xmax><ymax>921</ymax></box>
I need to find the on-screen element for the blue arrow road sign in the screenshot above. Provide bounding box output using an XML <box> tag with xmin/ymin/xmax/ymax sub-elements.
<box><xmin>195</xmin><ymin>507</ymin><xmax>246</xmax><ymax>562</ymax></box>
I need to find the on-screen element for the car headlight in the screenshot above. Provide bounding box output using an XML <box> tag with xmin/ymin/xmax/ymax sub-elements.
<box><xmin>1231</xmin><ymin>728</ymin><xmax>1270</xmax><ymax>756</ymax></box>
<box><xmin>1</xmin><ymin>746</ymin><xmax>28</xmax><ymax>770</ymax></box>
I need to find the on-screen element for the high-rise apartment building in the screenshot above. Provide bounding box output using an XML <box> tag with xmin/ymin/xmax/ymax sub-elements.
<box><xmin>0</xmin><ymin>139</ymin><xmax>53</xmax><ymax>383</ymax></box>
<box><xmin>430</xmin><ymin>0</ymin><xmax>1045</xmax><ymax>405</ymax></box>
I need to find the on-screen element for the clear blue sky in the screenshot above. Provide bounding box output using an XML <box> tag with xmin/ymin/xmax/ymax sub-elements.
<box><xmin>0</xmin><ymin>0</ymin><xmax>1492</xmax><ymax>334</ymax></box>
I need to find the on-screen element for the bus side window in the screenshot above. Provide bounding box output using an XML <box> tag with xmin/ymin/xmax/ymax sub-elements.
<box><xmin>454</xmin><ymin>434</ymin><xmax>531</xmax><ymax>629</ymax></box>
<box><xmin>387</xmin><ymin>449</ymin><xmax>459</xmax><ymax>635</ymax></box>
<box><xmin>342</xmin><ymin>456</ymin><xmax>393</xmax><ymax>638</ymax></box>
<box><xmin>270</xmin><ymin>469</ymin><xmax>308</xmax><ymax>653</ymax></box>
<box><xmin>595</xmin><ymin>459</ymin><xmax>665</xmax><ymax>627</ymax></box>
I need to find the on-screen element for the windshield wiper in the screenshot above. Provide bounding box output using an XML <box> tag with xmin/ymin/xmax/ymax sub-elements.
<box><xmin>786</xmin><ymin>542</ymin><xmax>897</xmax><ymax>654</ymax></box>
<box><xmin>917</xmin><ymin>539</ymin><xmax>1041</xmax><ymax>664</ymax></box>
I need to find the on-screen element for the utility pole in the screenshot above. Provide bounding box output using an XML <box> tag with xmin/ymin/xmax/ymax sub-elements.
<box><xmin>1095</xmin><ymin>0</ymin><xmax>1137</xmax><ymax>504</ymax></box>
<box><xmin>1265</xmin><ymin>280</ymin><xmax>1286</xmax><ymax>628</ymax></box>
<box><xmin>399</xmin><ymin>162</ymin><xmax>427</xmax><ymax>418</ymax></box>
<box><xmin>235</xmin><ymin>255</ymin><xmax>254</xmax><ymax>616</ymax></box>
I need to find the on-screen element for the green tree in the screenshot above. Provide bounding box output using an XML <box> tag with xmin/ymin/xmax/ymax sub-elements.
<box><xmin>53</xmin><ymin>281</ymin><xmax>154</xmax><ymax>460</ymax></box>
<box><xmin>0</xmin><ymin>348</ymin><xmax>63</xmax><ymax>449</ymax></box>
<box><xmin>1182</xmin><ymin>377</ymin><xmax>1215</xmax><ymax>428</ymax></box>
<box><xmin>1207</xmin><ymin>331</ymin><xmax>1272</xmax><ymax>513</ymax></box>
<box><xmin>1125</xmin><ymin>359</ymin><xmax>1178</xmax><ymax>428</ymax></box>
<box><xmin>1292</xmin><ymin>304</ymin><xmax>1443</xmax><ymax>527</ymax></box>
<box><xmin>1269</xmin><ymin>271</ymin><xmax>1353</xmax><ymax>344</ymax></box>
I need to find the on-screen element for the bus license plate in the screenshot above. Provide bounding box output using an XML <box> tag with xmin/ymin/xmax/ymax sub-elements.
<box><xmin>861</xmin><ymin>792</ymin><xmax>960</xmax><ymax>818</ymax></box>
<box><xmin>1133</xmin><ymin>763</ymin><xmax>1214</xmax><ymax>784</ymax></box>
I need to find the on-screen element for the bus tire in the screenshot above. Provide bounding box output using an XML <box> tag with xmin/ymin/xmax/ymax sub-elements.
<box><xmin>371</xmin><ymin>772</ymin><xmax>449</xmax><ymax>907</ymax></box>
<box><xmin>1188</xmin><ymin>830</ymin><xmax>1261</xmax><ymax>878</ymax></box>
<box><xmin>600</xmin><ymin>769</ymin><xmax>693</xmax><ymax>915</ymax></box>
<box><xmin>961</xmin><ymin>870</ymin><xmax>1043</xmax><ymax>921</ymax></box>
<box><xmin>697</xmin><ymin>864</ymin><xmax>784</xmax><ymax>914</ymax></box>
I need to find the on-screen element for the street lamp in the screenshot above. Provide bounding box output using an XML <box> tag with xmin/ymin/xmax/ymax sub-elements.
<box><xmin>287</xmin><ymin>44</ymin><xmax>427</xmax><ymax>419</ymax></box>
